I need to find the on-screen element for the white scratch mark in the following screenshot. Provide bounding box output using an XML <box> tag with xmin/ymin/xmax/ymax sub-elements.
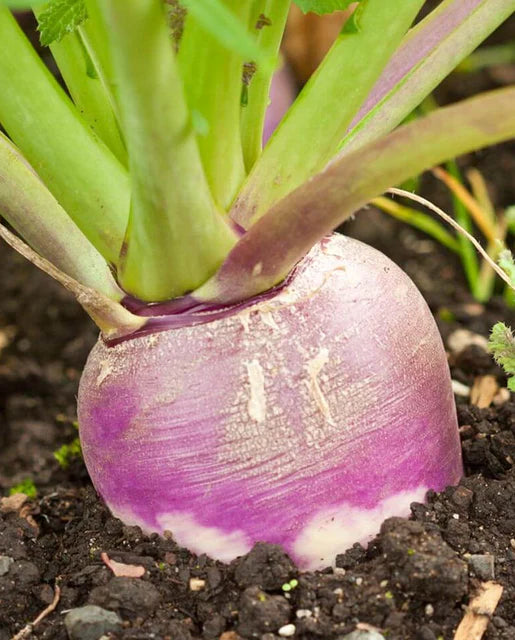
<box><xmin>305</xmin><ymin>348</ymin><xmax>334</xmax><ymax>425</ymax></box>
<box><xmin>239</xmin><ymin>310</ymin><xmax>251</xmax><ymax>333</ymax></box>
<box><xmin>260</xmin><ymin>310</ymin><xmax>280</xmax><ymax>332</ymax></box>
<box><xmin>246</xmin><ymin>359</ymin><xmax>267</xmax><ymax>423</ymax></box>
<box><xmin>96</xmin><ymin>359</ymin><xmax>113</xmax><ymax>386</ymax></box>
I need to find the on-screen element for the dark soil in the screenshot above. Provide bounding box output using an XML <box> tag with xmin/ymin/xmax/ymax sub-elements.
<box><xmin>2</xmin><ymin>13</ymin><xmax>515</xmax><ymax>640</ymax></box>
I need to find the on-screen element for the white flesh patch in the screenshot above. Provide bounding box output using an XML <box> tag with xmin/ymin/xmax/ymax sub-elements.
<box><xmin>246</xmin><ymin>359</ymin><xmax>266</xmax><ymax>423</ymax></box>
<box><xmin>293</xmin><ymin>486</ymin><xmax>428</xmax><ymax>570</ymax></box>
<box><xmin>305</xmin><ymin>348</ymin><xmax>335</xmax><ymax>425</ymax></box>
<box><xmin>157</xmin><ymin>512</ymin><xmax>251</xmax><ymax>562</ymax></box>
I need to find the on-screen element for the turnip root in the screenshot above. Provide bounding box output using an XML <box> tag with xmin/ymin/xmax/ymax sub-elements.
<box><xmin>78</xmin><ymin>234</ymin><xmax>461</xmax><ymax>570</ymax></box>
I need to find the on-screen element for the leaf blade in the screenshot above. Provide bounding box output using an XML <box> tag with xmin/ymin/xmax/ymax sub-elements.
<box><xmin>37</xmin><ymin>0</ymin><xmax>87</xmax><ymax>46</ymax></box>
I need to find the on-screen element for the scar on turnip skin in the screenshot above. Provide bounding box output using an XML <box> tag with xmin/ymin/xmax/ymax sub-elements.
<box><xmin>305</xmin><ymin>347</ymin><xmax>335</xmax><ymax>425</ymax></box>
<box><xmin>96</xmin><ymin>359</ymin><xmax>113</xmax><ymax>386</ymax></box>
<box><xmin>246</xmin><ymin>359</ymin><xmax>267</xmax><ymax>423</ymax></box>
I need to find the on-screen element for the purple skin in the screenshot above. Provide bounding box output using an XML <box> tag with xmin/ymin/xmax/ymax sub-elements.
<box><xmin>78</xmin><ymin>234</ymin><xmax>462</xmax><ymax>569</ymax></box>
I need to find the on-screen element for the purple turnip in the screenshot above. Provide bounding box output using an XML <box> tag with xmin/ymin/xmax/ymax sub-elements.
<box><xmin>78</xmin><ymin>235</ymin><xmax>461</xmax><ymax>569</ymax></box>
<box><xmin>0</xmin><ymin>1</ymin><xmax>513</xmax><ymax>571</ymax></box>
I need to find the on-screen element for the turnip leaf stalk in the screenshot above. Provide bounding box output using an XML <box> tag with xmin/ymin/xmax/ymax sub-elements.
<box><xmin>0</xmin><ymin>132</ymin><xmax>123</xmax><ymax>298</ymax></box>
<box><xmin>95</xmin><ymin>0</ymin><xmax>237</xmax><ymax>301</ymax></box>
<box><xmin>177</xmin><ymin>0</ymin><xmax>252</xmax><ymax>209</ymax></box>
<box><xmin>0</xmin><ymin>6</ymin><xmax>129</xmax><ymax>262</ymax></box>
<box><xmin>232</xmin><ymin>0</ymin><xmax>426</xmax><ymax>226</ymax></box>
<box><xmin>199</xmin><ymin>87</ymin><xmax>515</xmax><ymax>304</ymax></box>
<box><xmin>0</xmin><ymin>0</ymin><xmax>514</xmax><ymax>569</ymax></box>
<box><xmin>240</xmin><ymin>0</ymin><xmax>290</xmax><ymax>171</ymax></box>
<box><xmin>340</xmin><ymin>0</ymin><xmax>515</xmax><ymax>153</ymax></box>
<box><xmin>35</xmin><ymin>21</ymin><xmax>127</xmax><ymax>164</ymax></box>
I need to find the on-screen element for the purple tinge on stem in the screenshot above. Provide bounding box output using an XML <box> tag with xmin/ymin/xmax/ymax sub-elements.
<box><xmin>262</xmin><ymin>63</ymin><xmax>297</xmax><ymax>144</ymax></box>
<box><xmin>78</xmin><ymin>234</ymin><xmax>462</xmax><ymax>570</ymax></box>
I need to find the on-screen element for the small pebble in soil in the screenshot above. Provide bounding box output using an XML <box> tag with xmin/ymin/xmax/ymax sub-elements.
<box><xmin>339</xmin><ymin>630</ymin><xmax>386</xmax><ymax>640</ymax></box>
<box><xmin>237</xmin><ymin>586</ymin><xmax>291</xmax><ymax>638</ymax></box>
<box><xmin>64</xmin><ymin>605</ymin><xmax>122</xmax><ymax>640</ymax></box>
<box><xmin>0</xmin><ymin>555</ymin><xmax>14</xmax><ymax>576</ymax></box>
<box><xmin>278</xmin><ymin>623</ymin><xmax>296</xmax><ymax>637</ymax></box>
<box><xmin>189</xmin><ymin>577</ymin><xmax>206</xmax><ymax>591</ymax></box>
<box><xmin>467</xmin><ymin>553</ymin><xmax>495</xmax><ymax>580</ymax></box>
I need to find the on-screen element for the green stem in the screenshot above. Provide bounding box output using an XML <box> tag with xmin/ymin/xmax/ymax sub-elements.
<box><xmin>96</xmin><ymin>0</ymin><xmax>237</xmax><ymax>302</ymax></box>
<box><xmin>240</xmin><ymin>0</ymin><xmax>290</xmax><ymax>172</ymax></box>
<box><xmin>35</xmin><ymin>20</ymin><xmax>126</xmax><ymax>165</ymax></box>
<box><xmin>0</xmin><ymin>7</ymin><xmax>129</xmax><ymax>263</ymax></box>
<box><xmin>200</xmin><ymin>87</ymin><xmax>515</xmax><ymax>304</ymax></box>
<box><xmin>0</xmin><ymin>132</ymin><xmax>122</xmax><ymax>299</ymax></box>
<box><xmin>178</xmin><ymin>0</ymin><xmax>251</xmax><ymax>210</ymax></box>
<box><xmin>81</xmin><ymin>0</ymin><xmax>119</xmax><ymax>118</ymax></box>
<box><xmin>232</xmin><ymin>0</ymin><xmax>425</xmax><ymax>227</ymax></box>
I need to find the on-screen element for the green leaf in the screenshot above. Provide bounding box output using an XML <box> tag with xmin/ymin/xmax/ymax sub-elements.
<box><xmin>489</xmin><ymin>322</ymin><xmax>515</xmax><ymax>390</ymax></box>
<box><xmin>293</xmin><ymin>0</ymin><xmax>357</xmax><ymax>15</ymax></box>
<box><xmin>37</xmin><ymin>0</ymin><xmax>87</xmax><ymax>46</ymax></box>
<box><xmin>54</xmin><ymin>437</ymin><xmax>82</xmax><ymax>468</ymax></box>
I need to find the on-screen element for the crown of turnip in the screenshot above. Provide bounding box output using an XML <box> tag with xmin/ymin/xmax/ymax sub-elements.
<box><xmin>0</xmin><ymin>0</ymin><xmax>514</xmax><ymax>568</ymax></box>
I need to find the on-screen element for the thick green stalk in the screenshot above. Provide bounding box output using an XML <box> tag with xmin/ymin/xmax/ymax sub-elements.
<box><xmin>340</xmin><ymin>0</ymin><xmax>515</xmax><ymax>154</ymax></box>
<box><xmin>96</xmin><ymin>0</ymin><xmax>237</xmax><ymax>302</ymax></box>
<box><xmin>232</xmin><ymin>0</ymin><xmax>425</xmax><ymax>227</ymax></box>
<box><xmin>38</xmin><ymin>24</ymin><xmax>126</xmax><ymax>165</ymax></box>
<box><xmin>0</xmin><ymin>7</ymin><xmax>129</xmax><ymax>263</ymax></box>
<box><xmin>199</xmin><ymin>87</ymin><xmax>515</xmax><ymax>304</ymax></box>
<box><xmin>0</xmin><ymin>132</ymin><xmax>122</xmax><ymax>299</ymax></box>
<box><xmin>178</xmin><ymin>0</ymin><xmax>251</xmax><ymax>210</ymax></box>
<box><xmin>240</xmin><ymin>0</ymin><xmax>290</xmax><ymax>172</ymax></box>
<box><xmin>80</xmin><ymin>0</ymin><xmax>118</xmax><ymax>118</ymax></box>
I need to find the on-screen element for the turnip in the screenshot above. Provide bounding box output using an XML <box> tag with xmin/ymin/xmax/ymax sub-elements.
<box><xmin>0</xmin><ymin>0</ymin><xmax>514</xmax><ymax>569</ymax></box>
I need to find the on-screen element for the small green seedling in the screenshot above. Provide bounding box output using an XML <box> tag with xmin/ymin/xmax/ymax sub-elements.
<box><xmin>9</xmin><ymin>478</ymin><xmax>37</xmax><ymax>499</ymax></box>
<box><xmin>54</xmin><ymin>437</ymin><xmax>82</xmax><ymax>469</ymax></box>
<box><xmin>281</xmin><ymin>578</ymin><xmax>299</xmax><ymax>592</ymax></box>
